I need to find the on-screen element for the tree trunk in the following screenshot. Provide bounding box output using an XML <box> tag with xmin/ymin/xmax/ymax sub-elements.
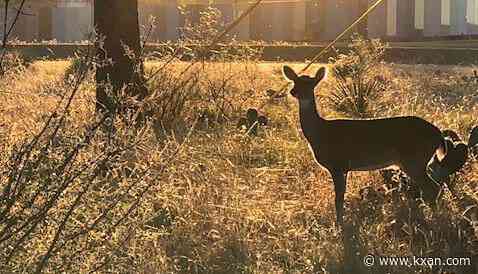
<box><xmin>94</xmin><ymin>0</ymin><xmax>147</xmax><ymax>116</ymax></box>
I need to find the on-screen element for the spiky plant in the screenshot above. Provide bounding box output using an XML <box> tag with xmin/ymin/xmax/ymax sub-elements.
<box><xmin>328</xmin><ymin>35</ymin><xmax>388</xmax><ymax>118</ymax></box>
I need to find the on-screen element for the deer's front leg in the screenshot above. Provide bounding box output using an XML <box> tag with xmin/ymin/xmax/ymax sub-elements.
<box><xmin>331</xmin><ymin>170</ymin><xmax>347</xmax><ymax>227</ymax></box>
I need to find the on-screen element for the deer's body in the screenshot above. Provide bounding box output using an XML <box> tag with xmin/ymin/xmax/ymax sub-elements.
<box><xmin>300</xmin><ymin>99</ymin><xmax>444</xmax><ymax>172</ymax></box>
<box><xmin>284</xmin><ymin>66</ymin><xmax>447</xmax><ymax>226</ymax></box>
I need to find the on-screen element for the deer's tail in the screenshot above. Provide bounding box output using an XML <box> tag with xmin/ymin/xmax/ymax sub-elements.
<box><xmin>436</xmin><ymin>137</ymin><xmax>448</xmax><ymax>162</ymax></box>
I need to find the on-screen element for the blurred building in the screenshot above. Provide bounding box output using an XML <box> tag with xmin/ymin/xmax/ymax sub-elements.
<box><xmin>305</xmin><ymin>0</ymin><xmax>321</xmax><ymax>41</ymax></box>
<box><xmin>421</xmin><ymin>0</ymin><xmax>477</xmax><ymax>37</ymax></box>
<box><xmin>249</xmin><ymin>0</ymin><xmax>305</xmax><ymax>42</ymax></box>
<box><xmin>368</xmin><ymin>0</ymin><xmax>418</xmax><ymax>39</ymax></box>
<box><xmin>138</xmin><ymin>0</ymin><xmax>180</xmax><ymax>42</ymax></box>
<box><xmin>367</xmin><ymin>0</ymin><xmax>388</xmax><ymax>39</ymax></box>
<box><xmin>213</xmin><ymin>1</ymin><xmax>234</xmax><ymax>25</ymax></box>
<box><xmin>466</xmin><ymin>0</ymin><xmax>478</xmax><ymax>34</ymax></box>
<box><xmin>3</xmin><ymin>0</ymin><xmax>478</xmax><ymax>43</ymax></box>
<box><xmin>234</xmin><ymin>1</ymin><xmax>251</xmax><ymax>40</ymax></box>
<box><xmin>362</xmin><ymin>0</ymin><xmax>478</xmax><ymax>39</ymax></box>
<box><xmin>316</xmin><ymin>0</ymin><xmax>368</xmax><ymax>41</ymax></box>
<box><xmin>52</xmin><ymin>0</ymin><xmax>93</xmax><ymax>42</ymax></box>
<box><xmin>1</xmin><ymin>0</ymin><xmax>93</xmax><ymax>43</ymax></box>
<box><xmin>451</xmin><ymin>0</ymin><xmax>467</xmax><ymax>35</ymax></box>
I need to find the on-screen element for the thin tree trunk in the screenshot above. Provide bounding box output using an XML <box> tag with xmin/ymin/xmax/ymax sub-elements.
<box><xmin>94</xmin><ymin>0</ymin><xmax>147</xmax><ymax>116</ymax></box>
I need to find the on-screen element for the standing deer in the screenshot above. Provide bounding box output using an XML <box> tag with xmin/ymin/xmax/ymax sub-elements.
<box><xmin>283</xmin><ymin>65</ymin><xmax>454</xmax><ymax>226</ymax></box>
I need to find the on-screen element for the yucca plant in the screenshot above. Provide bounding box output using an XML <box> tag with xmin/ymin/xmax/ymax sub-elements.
<box><xmin>329</xmin><ymin>72</ymin><xmax>386</xmax><ymax>118</ymax></box>
<box><xmin>329</xmin><ymin>35</ymin><xmax>388</xmax><ymax>118</ymax></box>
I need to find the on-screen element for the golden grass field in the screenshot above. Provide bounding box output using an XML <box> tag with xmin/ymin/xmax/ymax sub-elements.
<box><xmin>0</xmin><ymin>58</ymin><xmax>477</xmax><ymax>273</ymax></box>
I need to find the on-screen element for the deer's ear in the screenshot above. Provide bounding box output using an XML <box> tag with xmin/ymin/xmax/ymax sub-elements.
<box><xmin>283</xmin><ymin>66</ymin><xmax>298</xmax><ymax>81</ymax></box>
<box><xmin>315</xmin><ymin>67</ymin><xmax>326</xmax><ymax>82</ymax></box>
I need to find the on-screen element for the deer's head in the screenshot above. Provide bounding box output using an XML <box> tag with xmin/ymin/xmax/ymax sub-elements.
<box><xmin>283</xmin><ymin>66</ymin><xmax>326</xmax><ymax>100</ymax></box>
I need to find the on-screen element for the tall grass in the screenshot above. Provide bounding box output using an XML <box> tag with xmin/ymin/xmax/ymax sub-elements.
<box><xmin>0</xmin><ymin>13</ymin><xmax>477</xmax><ymax>274</ymax></box>
<box><xmin>1</xmin><ymin>55</ymin><xmax>477</xmax><ymax>274</ymax></box>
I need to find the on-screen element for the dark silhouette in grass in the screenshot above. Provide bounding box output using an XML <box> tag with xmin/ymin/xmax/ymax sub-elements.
<box><xmin>237</xmin><ymin>108</ymin><xmax>268</xmax><ymax>136</ymax></box>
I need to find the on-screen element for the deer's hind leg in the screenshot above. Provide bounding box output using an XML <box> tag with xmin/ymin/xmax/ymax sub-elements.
<box><xmin>400</xmin><ymin>153</ymin><xmax>442</xmax><ymax>204</ymax></box>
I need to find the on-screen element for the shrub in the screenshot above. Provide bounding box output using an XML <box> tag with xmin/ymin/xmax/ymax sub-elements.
<box><xmin>179</xmin><ymin>6</ymin><xmax>262</xmax><ymax>62</ymax></box>
<box><xmin>0</xmin><ymin>48</ymin><xmax>183</xmax><ymax>272</ymax></box>
<box><xmin>180</xmin><ymin>6</ymin><xmax>225</xmax><ymax>45</ymax></box>
<box><xmin>146</xmin><ymin>67</ymin><xmax>201</xmax><ymax>133</ymax></box>
<box><xmin>64</xmin><ymin>54</ymin><xmax>93</xmax><ymax>82</ymax></box>
<box><xmin>328</xmin><ymin>35</ymin><xmax>388</xmax><ymax>118</ymax></box>
<box><xmin>0</xmin><ymin>51</ymin><xmax>27</xmax><ymax>77</ymax></box>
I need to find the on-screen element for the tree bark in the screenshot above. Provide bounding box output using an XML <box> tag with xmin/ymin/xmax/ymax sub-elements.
<box><xmin>94</xmin><ymin>0</ymin><xmax>147</xmax><ymax>116</ymax></box>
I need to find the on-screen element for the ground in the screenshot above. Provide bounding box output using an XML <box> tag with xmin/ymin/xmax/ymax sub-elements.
<box><xmin>0</xmin><ymin>60</ymin><xmax>477</xmax><ymax>273</ymax></box>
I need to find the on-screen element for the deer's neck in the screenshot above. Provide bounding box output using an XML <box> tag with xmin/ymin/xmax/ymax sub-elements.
<box><xmin>298</xmin><ymin>97</ymin><xmax>324</xmax><ymax>142</ymax></box>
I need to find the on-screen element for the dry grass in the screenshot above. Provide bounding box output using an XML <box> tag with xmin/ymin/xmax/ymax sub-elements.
<box><xmin>0</xmin><ymin>59</ymin><xmax>477</xmax><ymax>273</ymax></box>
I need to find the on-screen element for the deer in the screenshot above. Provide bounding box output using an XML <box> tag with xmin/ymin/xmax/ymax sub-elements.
<box><xmin>283</xmin><ymin>65</ymin><xmax>462</xmax><ymax>227</ymax></box>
